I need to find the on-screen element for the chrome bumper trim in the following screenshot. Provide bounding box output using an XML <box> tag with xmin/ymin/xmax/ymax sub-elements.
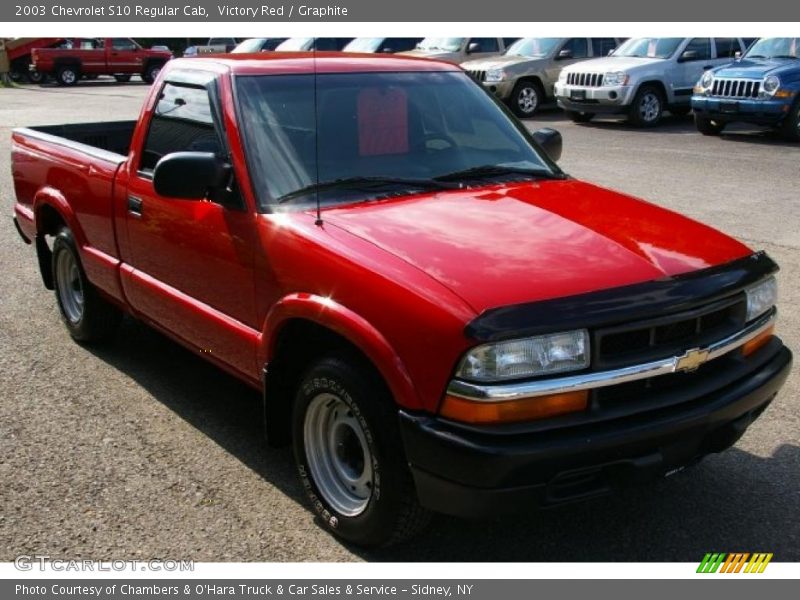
<box><xmin>447</xmin><ymin>310</ymin><xmax>777</xmax><ymax>402</ymax></box>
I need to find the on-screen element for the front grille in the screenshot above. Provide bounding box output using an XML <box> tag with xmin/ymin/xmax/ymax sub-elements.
<box><xmin>566</xmin><ymin>72</ymin><xmax>604</xmax><ymax>87</ymax></box>
<box><xmin>467</xmin><ymin>70</ymin><xmax>486</xmax><ymax>83</ymax></box>
<box><xmin>711</xmin><ymin>78</ymin><xmax>761</xmax><ymax>98</ymax></box>
<box><xmin>593</xmin><ymin>295</ymin><xmax>747</xmax><ymax>370</ymax></box>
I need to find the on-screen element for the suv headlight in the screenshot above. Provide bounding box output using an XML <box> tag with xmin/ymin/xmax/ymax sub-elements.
<box><xmin>456</xmin><ymin>330</ymin><xmax>589</xmax><ymax>382</ymax></box>
<box><xmin>700</xmin><ymin>70</ymin><xmax>714</xmax><ymax>88</ymax></box>
<box><xmin>762</xmin><ymin>75</ymin><xmax>780</xmax><ymax>95</ymax></box>
<box><xmin>558</xmin><ymin>70</ymin><xmax>568</xmax><ymax>82</ymax></box>
<box><xmin>746</xmin><ymin>276</ymin><xmax>777</xmax><ymax>321</ymax></box>
<box><xmin>603</xmin><ymin>71</ymin><xmax>629</xmax><ymax>86</ymax></box>
<box><xmin>485</xmin><ymin>68</ymin><xmax>506</xmax><ymax>83</ymax></box>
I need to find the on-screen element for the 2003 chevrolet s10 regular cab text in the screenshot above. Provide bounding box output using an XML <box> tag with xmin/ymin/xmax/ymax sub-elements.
<box><xmin>10</xmin><ymin>53</ymin><xmax>792</xmax><ymax>547</ymax></box>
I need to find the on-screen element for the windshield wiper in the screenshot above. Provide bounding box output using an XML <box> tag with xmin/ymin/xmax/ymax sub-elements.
<box><xmin>433</xmin><ymin>164</ymin><xmax>560</xmax><ymax>183</ymax></box>
<box><xmin>747</xmin><ymin>54</ymin><xmax>766</xmax><ymax>59</ymax></box>
<box><xmin>769</xmin><ymin>55</ymin><xmax>798</xmax><ymax>59</ymax></box>
<box><xmin>277</xmin><ymin>176</ymin><xmax>459</xmax><ymax>204</ymax></box>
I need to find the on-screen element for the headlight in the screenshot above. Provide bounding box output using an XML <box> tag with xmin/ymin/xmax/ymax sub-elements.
<box><xmin>484</xmin><ymin>69</ymin><xmax>506</xmax><ymax>83</ymax></box>
<box><xmin>746</xmin><ymin>276</ymin><xmax>777</xmax><ymax>321</ymax></box>
<box><xmin>456</xmin><ymin>330</ymin><xmax>589</xmax><ymax>382</ymax></box>
<box><xmin>603</xmin><ymin>71</ymin><xmax>629</xmax><ymax>86</ymax></box>
<box><xmin>762</xmin><ymin>75</ymin><xmax>780</xmax><ymax>95</ymax></box>
<box><xmin>700</xmin><ymin>70</ymin><xmax>714</xmax><ymax>88</ymax></box>
<box><xmin>558</xmin><ymin>70</ymin><xmax>568</xmax><ymax>82</ymax></box>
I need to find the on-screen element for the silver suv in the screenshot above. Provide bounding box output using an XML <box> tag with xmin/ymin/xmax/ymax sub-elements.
<box><xmin>554</xmin><ymin>37</ymin><xmax>749</xmax><ymax>126</ymax></box>
<box><xmin>463</xmin><ymin>38</ymin><xmax>621</xmax><ymax>117</ymax></box>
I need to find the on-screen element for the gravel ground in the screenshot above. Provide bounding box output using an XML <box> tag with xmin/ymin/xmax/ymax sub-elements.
<box><xmin>0</xmin><ymin>80</ymin><xmax>797</xmax><ymax>562</ymax></box>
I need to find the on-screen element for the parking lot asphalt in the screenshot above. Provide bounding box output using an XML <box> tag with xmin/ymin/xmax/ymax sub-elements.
<box><xmin>1</xmin><ymin>80</ymin><xmax>798</xmax><ymax>562</ymax></box>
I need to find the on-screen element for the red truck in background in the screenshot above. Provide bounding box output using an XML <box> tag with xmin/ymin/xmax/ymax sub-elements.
<box><xmin>10</xmin><ymin>54</ymin><xmax>791</xmax><ymax>547</ymax></box>
<box><xmin>5</xmin><ymin>38</ymin><xmax>65</xmax><ymax>83</ymax></box>
<box><xmin>31</xmin><ymin>37</ymin><xmax>172</xmax><ymax>85</ymax></box>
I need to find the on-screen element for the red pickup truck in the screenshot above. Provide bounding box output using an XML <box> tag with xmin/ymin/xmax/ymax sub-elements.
<box><xmin>11</xmin><ymin>54</ymin><xmax>791</xmax><ymax>547</ymax></box>
<box><xmin>31</xmin><ymin>38</ymin><xmax>171</xmax><ymax>86</ymax></box>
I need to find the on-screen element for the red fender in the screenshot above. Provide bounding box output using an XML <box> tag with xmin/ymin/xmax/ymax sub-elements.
<box><xmin>33</xmin><ymin>186</ymin><xmax>87</xmax><ymax>245</ymax></box>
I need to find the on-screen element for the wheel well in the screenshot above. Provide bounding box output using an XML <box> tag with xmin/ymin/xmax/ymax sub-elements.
<box><xmin>263</xmin><ymin>319</ymin><xmax>385</xmax><ymax>447</ymax></box>
<box><xmin>37</xmin><ymin>204</ymin><xmax>66</xmax><ymax>236</ymax></box>
<box><xmin>35</xmin><ymin>204</ymin><xmax>66</xmax><ymax>290</ymax></box>
<box><xmin>144</xmin><ymin>59</ymin><xmax>165</xmax><ymax>71</ymax></box>
<box><xmin>517</xmin><ymin>76</ymin><xmax>544</xmax><ymax>92</ymax></box>
<box><xmin>637</xmin><ymin>80</ymin><xmax>668</xmax><ymax>101</ymax></box>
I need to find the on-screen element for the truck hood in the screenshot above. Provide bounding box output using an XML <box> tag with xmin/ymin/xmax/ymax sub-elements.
<box><xmin>321</xmin><ymin>179</ymin><xmax>751</xmax><ymax>313</ymax></box>
<box><xmin>713</xmin><ymin>57</ymin><xmax>799</xmax><ymax>79</ymax></box>
<box><xmin>462</xmin><ymin>55</ymin><xmax>542</xmax><ymax>70</ymax></box>
<box><xmin>563</xmin><ymin>55</ymin><xmax>663</xmax><ymax>73</ymax></box>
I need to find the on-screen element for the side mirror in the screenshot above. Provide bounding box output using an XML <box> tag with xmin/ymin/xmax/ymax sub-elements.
<box><xmin>153</xmin><ymin>152</ymin><xmax>231</xmax><ymax>200</ymax></box>
<box><xmin>557</xmin><ymin>48</ymin><xmax>574</xmax><ymax>59</ymax></box>
<box><xmin>467</xmin><ymin>42</ymin><xmax>481</xmax><ymax>53</ymax></box>
<box><xmin>679</xmin><ymin>50</ymin><xmax>699</xmax><ymax>62</ymax></box>
<box><xmin>734</xmin><ymin>51</ymin><xmax>742</xmax><ymax>59</ymax></box>
<box><xmin>532</xmin><ymin>128</ymin><xmax>562</xmax><ymax>163</ymax></box>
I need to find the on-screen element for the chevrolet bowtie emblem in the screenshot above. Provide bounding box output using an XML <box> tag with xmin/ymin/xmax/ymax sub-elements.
<box><xmin>675</xmin><ymin>347</ymin><xmax>710</xmax><ymax>372</ymax></box>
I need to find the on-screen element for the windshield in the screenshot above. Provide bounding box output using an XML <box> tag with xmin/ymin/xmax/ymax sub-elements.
<box><xmin>745</xmin><ymin>37</ymin><xmax>800</xmax><ymax>59</ymax></box>
<box><xmin>344</xmin><ymin>38</ymin><xmax>383</xmax><ymax>53</ymax></box>
<box><xmin>505</xmin><ymin>38</ymin><xmax>562</xmax><ymax>58</ymax></box>
<box><xmin>232</xmin><ymin>39</ymin><xmax>265</xmax><ymax>53</ymax></box>
<box><xmin>417</xmin><ymin>37</ymin><xmax>464</xmax><ymax>52</ymax></box>
<box><xmin>236</xmin><ymin>71</ymin><xmax>556</xmax><ymax>210</ymax></box>
<box><xmin>276</xmin><ymin>38</ymin><xmax>312</xmax><ymax>51</ymax></box>
<box><xmin>613</xmin><ymin>37</ymin><xmax>683</xmax><ymax>59</ymax></box>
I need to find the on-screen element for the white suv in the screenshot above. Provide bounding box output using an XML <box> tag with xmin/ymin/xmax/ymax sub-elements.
<box><xmin>554</xmin><ymin>37</ymin><xmax>749</xmax><ymax>126</ymax></box>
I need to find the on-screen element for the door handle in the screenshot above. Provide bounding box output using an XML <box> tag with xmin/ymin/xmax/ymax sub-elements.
<box><xmin>128</xmin><ymin>196</ymin><xmax>143</xmax><ymax>217</ymax></box>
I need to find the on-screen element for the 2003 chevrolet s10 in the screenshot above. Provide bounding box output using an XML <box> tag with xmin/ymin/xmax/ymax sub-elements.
<box><xmin>11</xmin><ymin>53</ymin><xmax>792</xmax><ymax>546</ymax></box>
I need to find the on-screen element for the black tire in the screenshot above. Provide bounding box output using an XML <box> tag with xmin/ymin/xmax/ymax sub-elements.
<box><xmin>51</xmin><ymin>228</ymin><xmax>122</xmax><ymax>343</ymax></box>
<box><xmin>628</xmin><ymin>85</ymin><xmax>664</xmax><ymax>127</ymax></box>
<box><xmin>509</xmin><ymin>80</ymin><xmax>544</xmax><ymax>118</ymax></box>
<box><xmin>695</xmin><ymin>114</ymin><xmax>725</xmax><ymax>136</ymax></box>
<box><xmin>113</xmin><ymin>74</ymin><xmax>132</xmax><ymax>83</ymax></box>
<box><xmin>292</xmin><ymin>356</ymin><xmax>431</xmax><ymax>547</ymax></box>
<box><xmin>56</xmin><ymin>65</ymin><xmax>79</xmax><ymax>86</ymax></box>
<box><xmin>565</xmin><ymin>110</ymin><xmax>595</xmax><ymax>123</ymax></box>
<box><xmin>141</xmin><ymin>63</ymin><xmax>163</xmax><ymax>84</ymax></box>
<box><xmin>670</xmin><ymin>105</ymin><xmax>691</xmax><ymax>118</ymax></box>
<box><xmin>780</xmin><ymin>99</ymin><xmax>800</xmax><ymax>142</ymax></box>
<box><xmin>26</xmin><ymin>69</ymin><xmax>44</xmax><ymax>84</ymax></box>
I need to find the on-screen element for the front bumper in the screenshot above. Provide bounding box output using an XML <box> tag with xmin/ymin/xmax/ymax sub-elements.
<box><xmin>481</xmin><ymin>80</ymin><xmax>515</xmax><ymax>100</ymax></box>
<box><xmin>691</xmin><ymin>95</ymin><xmax>791</xmax><ymax>125</ymax></box>
<box><xmin>399</xmin><ymin>342</ymin><xmax>791</xmax><ymax>518</ymax></box>
<box><xmin>554</xmin><ymin>81</ymin><xmax>636</xmax><ymax>113</ymax></box>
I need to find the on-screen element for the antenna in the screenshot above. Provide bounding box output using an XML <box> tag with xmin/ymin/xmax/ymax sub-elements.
<box><xmin>312</xmin><ymin>38</ymin><xmax>323</xmax><ymax>227</ymax></box>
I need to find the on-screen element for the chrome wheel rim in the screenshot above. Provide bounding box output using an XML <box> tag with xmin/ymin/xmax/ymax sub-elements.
<box><xmin>62</xmin><ymin>70</ymin><xmax>76</xmax><ymax>84</ymax></box>
<box><xmin>639</xmin><ymin>92</ymin><xmax>661</xmax><ymax>122</ymax></box>
<box><xmin>517</xmin><ymin>86</ymin><xmax>539</xmax><ymax>114</ymax></box>
<box><xmin>304</xmin><ymin>393</ymin><xmax>373</xmax><ymax>517</ymax></box>
<box><xmin>55</xmin><ymin>248</ymin><xmax>84</xmax><ymax>324</ymax></box>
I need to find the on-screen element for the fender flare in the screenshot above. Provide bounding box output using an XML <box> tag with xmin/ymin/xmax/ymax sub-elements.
<box><xmin>31</xmin><ymin>188</ymin><xmax>87</xmax><ymax>290</ymax></box>
<box><xmin>259</xmin><ymin>293</ymin><xmax>420</xmax><ymax>410</ymax></box>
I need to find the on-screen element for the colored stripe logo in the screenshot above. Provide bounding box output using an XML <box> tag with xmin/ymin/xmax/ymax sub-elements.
<box><xmin>697</xmin><ymin>553</ymin><xmax>773</xmax><ymax>573</ymax></box>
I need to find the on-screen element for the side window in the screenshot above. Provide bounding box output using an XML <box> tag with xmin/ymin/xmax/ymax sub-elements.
<box><xmin>384</xmin><ymin>38</ymin><xmax>416</xmax><ymax>53</ymax></box>
<box><xmin>503</xmin><ymin>38</ymin><xmax>520</xmax><ymax>49</ymax></box>
<box><xmin>468</xmin><ymin>38</ymin><xmax>499</xmax><ymax>53</ymax></box>
<box><xmin>563</xmin><ymin>38</ymin><xmax>589</xmax><ymax>58</ymax></box>
<box><xmin>592</xmin><ymin>38</ymin><xmax>618</xmax><ymax>57</ymax></box>
<box><xmin>140</xmin><ymin>83</ymin><xmax>222</xmax><ymax>173</ymax></box>
<box><xmin>714</xmin><ymin>38</ymin><xmax>740</xmax><ymax>59</ymax></box>
<box><xmin>314</xmin><ymin>38</ymin><xmax>338</xmax><ymax>51</ymax></box>
<box><xmin>111</xmin><ymin>38</ymin><xmax>137</xmax><ymax>51</ymax></box>
<box><xmin>684</xmin><ymin>38</ymin><xmax>712</xmax><ymax>60</ymax></box>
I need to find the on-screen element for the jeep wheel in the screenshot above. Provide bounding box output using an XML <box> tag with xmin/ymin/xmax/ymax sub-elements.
<box><xmin>566</xmin><ymin>110</ymin><xmax>595</xmax><ymax>123</ymax></box>
<box><xmin>780</xmin><ymin>99</ymin><xmax>800</xmax><ymax>142</ymax></box>
<box><xmin>56</xmin><ymin>65</ymin><xmax>79</xmax><ymax>86</ymax></box>
<box><xmin>141</xmin><ymin>63</ymin><xmax>162</xmax><ymax>84</ymax></box>
<box><xmin>113</xmin><ymin>74</ymin><xmax>132</xmax><ymax>83</ymax></box>
<box><xmin>26</xmin><ymin>69</ymin><xmax>44</xmax><ymax>84</ymax></box>
<box><xmin>510</xmin><ymin>80</ymin><xmax>543</xmax><ymax>118</ymax></box>
<box><xmin>629</xmin><ymin>85</ymin><xmax>664</xmax><ymax>127</ymax></box>
<box><xmin>52</xmin><ymin>228</ymin><xmax>122</xmax><ymax>342</ymax></box>
<box><xmin>292</xmin><ymin>356</ymin><xmax>431</xmax><ymax>547</ymax></box>
<box><xmin>695</xmin><ymin>115</ymin><xmax>725</xmax><ymax>136</ymax></box>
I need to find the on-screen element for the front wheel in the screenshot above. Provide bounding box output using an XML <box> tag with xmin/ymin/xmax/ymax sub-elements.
<box><xmin>56</xmin><ymin>65</ymin><xmax>79</xmax><ymax>86</ymax></box>
<box><xmin>509</xmin><ymin>80</ymin><xmax>543</xmax><ymax>118</ymax></box>
<box><xmin>628</xmin><ymin>85</ymin><xmax>664</xmax><ymax>127</ymax></box>
<box><xmin>292</xmin><ymin>356</ymin><xmax>430</xmax><ymax>547</ymax></box>
<box><xmin>52</xmin><ymin>228</ymin><xmax>122</xmax><ymax>342</ymax></box>
<box><xmin>565</xmin><ymin>110</ymin><xmax>595</xmax><ymax>123</ymax></box>
<box><xmin>141</xmin><ymin>63</ymin><xmax>162</xmax><ymax>84</ymax></box>
<box><xmin>695</xmin><ymin>114</ymin><xmax>725</xmax><ymax>136</ymax></box>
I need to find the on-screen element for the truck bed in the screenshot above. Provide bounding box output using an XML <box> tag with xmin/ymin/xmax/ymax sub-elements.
<box><xmin>24</xmin><ymin>121</ymin><xmax>136</xmax><ymax>158</ymax></box>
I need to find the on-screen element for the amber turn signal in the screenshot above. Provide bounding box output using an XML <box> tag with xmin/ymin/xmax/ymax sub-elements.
<box><xmin>440</xmin><ymin>390</ymin><xmax>589</xmax><ymax>425</ymax></box>
<box><xmin>742</xmin><ymin>326</ymin><xmax>775</xmax><ymax>357</ymax></box>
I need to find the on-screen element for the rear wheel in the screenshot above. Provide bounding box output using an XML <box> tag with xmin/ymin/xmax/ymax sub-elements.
<box><xmin>628</xmin><ymin>85</ymin><xmax>664</xmax><ymax>127</ymax></box>
<box><xmin>56</xmin><ymin>65</ymin><xmax>79</xmax><ymax>86</ymax></box>
<box><xmin>695</xmin><ymin>114</ymin><xmax>725</xmax><ymax>136</ymax></box>
<box><xmin>26</xmin><ymin>69</ymin><xmax>44</xmax><ymax>84</ymax></box>
<box><xmin>509</xmin><ymin>80</ymin><xmax>543</xmax><ymax>118</ymax></box>
<box><xmin>292</xmin><ymin>356</ymin><xmax>431</xmax><ymax>547</ymax></box>
<box><xmin>113</xmin><ymin>74</ymin><xmax>132</xmax><ymax>83</ymax></box>
<box><xmin>566</xmin><ymin>110</ymin><xmax>595</xmax><ymax>123</ymax></box>
<box><xmin>780</xmin><ymin>99</ymin><xmax>800</xmax><ymax>142</ymax></box>
<box><xmin>52</xmin><ymin>228</ymin><xmax>122</xmax><ymax>342</ymax></box>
